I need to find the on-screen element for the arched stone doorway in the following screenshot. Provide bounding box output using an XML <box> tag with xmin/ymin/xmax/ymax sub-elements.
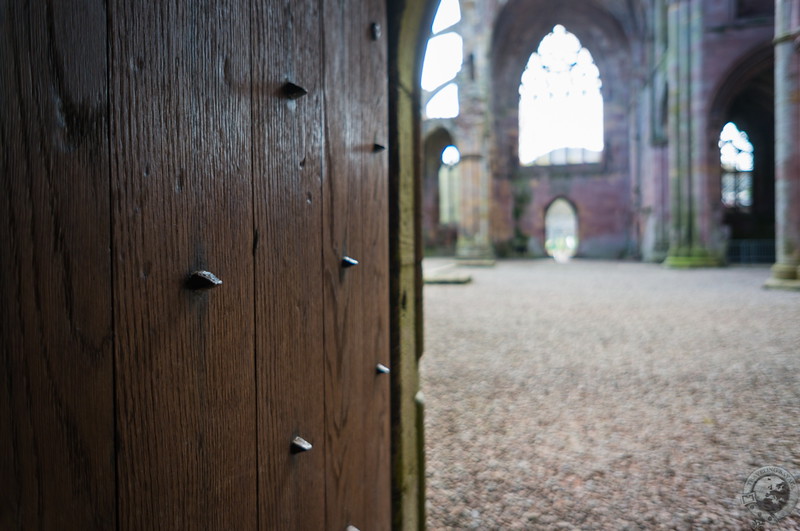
<box><xmin>545</xmin><ymin>197</ymin><xmax>580</xmax><ymax>262</ymax></box>
<box><xmin>423</xmin><ymin>128</ymin><xmax>460</xmax><ymax>254</ymax></box>
<box><xmin>386</xmin><ymin>0</ymin><xmax>441</xmax><ymax>527</ymax></box>
<box><xmin>709</xmin><ymin>45</ymin><xmax>775</xmax><ymax>263</ymax></box>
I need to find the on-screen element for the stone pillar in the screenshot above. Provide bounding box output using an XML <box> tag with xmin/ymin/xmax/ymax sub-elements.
<box><xmin>666</xmin><ymin>0</ymin><xmax>689</xmax><ymax>259</ymax></box>
<box><xmin>767</xmin><ymin>0</ymin><xmax>800</xmax><ymax>287</ymax></box>
<box><xmin>639</xmin><ymin>0</ymin><xmax>671</xmax><ymax>262</ymax></box>
<box><xmin>454</xmin><ymin>0</ymin><xmax>493</xmax><ymax>261</ymax></box>
<box><xmin>665</xmin><ymin>0</ymin><xmax>721</xmax><ymax>267</ymax></box>
<box><xmin>689</xmin><ymin>0</ymin><xmax>714</xmax><ymax>252</ymax></box>
<box><xmin>456</xmin><ymin>151</ymin><xmax>492</xmax><ymax>258</ymax></box>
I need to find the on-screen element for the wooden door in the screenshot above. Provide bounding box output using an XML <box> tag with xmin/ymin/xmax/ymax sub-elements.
<box><xmin>251</xmin><ymin>1</ymin><xmax>328</xmax><ymax>529</ymax></box>
<box><xmin>2</xmin><ymin>0</ymin><xmax>391</xmax><ymax>529</ymax></box>
<box><xmin>109</xmin><ymin>1</ymin><xmax>258</xmax><ymax>528</ymax></box>
<box><xmin>322</xmin><ymin>1</ymin><xmax>392</xmax><ymax>529</ymax></box>
<box><xmin>1</xmin><ymin>1</ymin><xmax>115</xmax><ymax>528</ymax></box>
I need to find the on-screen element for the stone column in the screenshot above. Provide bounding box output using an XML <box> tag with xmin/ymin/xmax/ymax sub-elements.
<box><xmin>665</xmin><ymin>0</ymin><xmax>721</xmax><ymax>267</ymax></box>
<box><xmin>767</xmin><ymin>0</ymin><xmax>800</xmax><ymax>287</ymax></box>
<box><xmin>454</xmin><ymin>0</ymin><xmax>493</xmax><ymax>261</ymax></box>
<box><xmin>667</xmin><ymin>0</ymin><xmax>689</xmax><ymax>259</ymax></box>
<box><xmin>689</xmin><ymin>0</ymin><xmax>714</xmax><ymax>253</ymax></box>
<box><xmin>645</xmin><ymin>0</ymin><xmax>671</xmax><ymax>262</ymax></box>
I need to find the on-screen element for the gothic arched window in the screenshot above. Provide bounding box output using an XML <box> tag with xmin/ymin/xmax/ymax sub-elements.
<box><xmin>421</xmin><ymin>0</ymin><xmax>462</xmax><ymax>119</ymax></box>
<box><xmin>719</xmin><ymin>122</ymin><xmax>754</xmax><ymax>210</ymax></box>
<box><xmin>519</xmin><ymin>25</ymin><xmax>604</xmax><ymax>166</ymax></box>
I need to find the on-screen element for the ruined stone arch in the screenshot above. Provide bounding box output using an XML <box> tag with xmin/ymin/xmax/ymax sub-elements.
<box><xmin>707</xmin><ymin>43</ymin><xmax>775</xmax><ymax>260</ymax></box>
<box><xmin>386</xmin><ymin>0</ymin><xmax>443</xmax><ymax>526</ymax></box>
<box><xmin>423</xmin><ymin>126</ymin><xmax>460</xmax><ymax>253</ymax></box>
<box><xmin>517</xmin><ymin>24</ymin><xmax>605</xmax><ymax>166</ymax></box>
<box><xmin>490</xmin><ymin>0</ymin><xmax>632</xmax><ymax>180</ymax></box>
<box><xmin>708</xmin><ymin>43</ymin><xmax>774</xmax><ymax>136</ymax></box>
<box><xmin>488</xmin><ymin>0</ymin><xmax>634</xmax><ymax>259</ymax></box>
<box><xmin>544</xmin><ymin>196</ymin><xmax>581</xmax><ymax>259</ymax></box>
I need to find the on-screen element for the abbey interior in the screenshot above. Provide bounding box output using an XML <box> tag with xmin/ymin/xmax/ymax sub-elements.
<box><xmin>421</xmin><ymin>0</ymin><xmax>800</xmax><ymax>288</ymax></box>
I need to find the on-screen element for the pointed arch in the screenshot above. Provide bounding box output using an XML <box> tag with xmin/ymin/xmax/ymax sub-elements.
<box><xmin>423</xmin><ymin>128</ymin><xmax>460</xmax><ymax>252</ymax></box>
<box><xmin>545</xmin><ymin>197</ymin><xmax>580</xmax><ymax>260</ymax></box>
<box><xmin>707</xmin><ymin>43</ymin><xmax>775</xmax><ymax>262</ymax></box>
<box><xmin>518</xmin><ymin>24</ymin><xmax>604</xmax><ymax>166</ymax></box>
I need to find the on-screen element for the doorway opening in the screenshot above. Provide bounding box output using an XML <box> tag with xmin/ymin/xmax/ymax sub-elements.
<box><xmin>423</xmin><ymin>129</ymin><xmax>460</xmax><ymax>255</ymax></box>
<box><xmin>544</xmin><ymin>197</ymin><xmax>579</xmax><ymax>262</ymax></box>
<box><xmin>710</xmin><ymin>48</ymin><xmax>775</xmax><ymax>264</ymax></box>
<box><xmin>398</xmin><ymin>1</ymin><xmax>796</xmax><ymax>529</ymax></box>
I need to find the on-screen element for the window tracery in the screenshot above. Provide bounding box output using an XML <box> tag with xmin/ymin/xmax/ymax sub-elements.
<box><xmin>421</xmin><ymin>0</ymin><xmax>462</xmax><ymax>119</ymax></box>
<box><xmin>518</xmin><ymin>25</ymin><xmax>604</xmax><ymax>166</ymax></box>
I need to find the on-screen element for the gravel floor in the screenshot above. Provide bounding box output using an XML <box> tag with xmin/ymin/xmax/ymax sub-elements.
<box><xmin>421</xmin><ymin>259</ymin><xmax>800</xmax><ymax>530</ymax></box>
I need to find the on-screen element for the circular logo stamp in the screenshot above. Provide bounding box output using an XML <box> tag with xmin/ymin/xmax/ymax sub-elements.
<box><xmin>741</xmin><ymin>466</ymin><xmax>799</xmax><ymax>524</ymax></box>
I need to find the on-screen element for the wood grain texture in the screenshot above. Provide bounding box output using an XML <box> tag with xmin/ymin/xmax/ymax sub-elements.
<box><xmin>109</xmin><ymin>1</ymin><xmax>257</xmax><ymax>528</ymax></box>
<box><xmin>359</xmin><ymin>1</ymin><xmax>392</xmax><ymax>528</ymax></box>
<box><xmin>322</xmin><ymin>0</ymin><xmax>366</xmax><ymax>527</ymax></box>
<box><xmin>322</xmin><ymin>0</ymin><xmax>392</xmax><ymax>528</ymax></box>
<box><xmin>1</xmin><ymin>1</ymin><xmax>393</xmax><ymax>528</ymax></box>
<box><xmin>0</xmin><ymin>1</ymin><xmax>115</xmax><ymax>529</ymax></box>
<box><xmin>251</xmin><ymin>1</ymin><xmax>326</xmax><ymax>529</ymax></box>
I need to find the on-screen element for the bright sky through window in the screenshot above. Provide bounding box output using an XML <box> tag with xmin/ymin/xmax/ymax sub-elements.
<box><xmin>421</xmin><ymin>33</ymin><xmax>463</xmax><ymax>92</ymax></box>
<box><xmin>719</xmin><ymin>122</ymin><xmax>754</xmax><ymax>172</ymax></box>
<box><xmin>519</xmin><ymin>25</ymin><xmax>604</xmax><ymax>165</ymax></box>
<box><xmin>432</xmin><ymin>0</ymin><xmax>461</xmax><ymax>33</ymax></box>
<box><xmin>425</xmin><ymin>83</ymin><xmax>459</xmax><ymax>119</ymax></box>
<box><xmin>421</xmin><ymin>0</ymin><xmax>462</xmax><ymax>118</ymax></box>
<box><xmin>441</xmin><ymin>145</ymin><xmax>461</xmax><ymax>165</ymax></box>
<box><xmin>719</xmin><ymin>122</ymin><xmax>754</xmax><ymax>209</ymax></box>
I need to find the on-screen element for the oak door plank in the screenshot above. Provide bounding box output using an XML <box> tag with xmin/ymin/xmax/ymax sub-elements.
<box><xmin>322</xmin><ymin>0</ymin><xmax>391</xmax><ymax>528</ymax></box>
<box><xmin>251</xmin><ymin>1</ymin><xmax>326</xmax><ymax>529</ymax></box>
<box><xmin>109</xmin><ymin>1</ymin><xmax>257</xmax><ymax>528</ymax></box>
<box><xmin>322</xmin><ymin>0</ymin><xmax>367</xmax><ymax>526</ymax></box>
<box><xmin>358</xmin><ymin>0</ymin><xmax>392</xmax><ymax>527</ymax></box>
<box><xmin>0</xmin><ymin>1</ymin><xmax>115</xmax><ymax>529</ymax></box>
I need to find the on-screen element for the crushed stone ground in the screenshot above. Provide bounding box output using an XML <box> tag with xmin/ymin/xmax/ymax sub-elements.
<box><xmin>421</xmin><ymin>259</ymin><xmax>800</xmax><ymax>530</ymax></box>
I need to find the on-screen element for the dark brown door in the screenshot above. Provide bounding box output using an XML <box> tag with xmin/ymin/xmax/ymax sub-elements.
<box><xmin>2</xmin><ymin>0</ymin><xmax>391</xmax><ymax>529</ymax></box>
<box><xmin>1</xmin><ymin>2</ymin><xmax>115</xmax><ymax>528</ymax></box>
<box><xmin>109</xmin><ymin>1</ymin><xmax>259</xmax><ymax>528</ymax></box>
<box><xmin>321</xmin><ymin>0</ymin><xmax>392</xmax><ymax>529</ymax></box>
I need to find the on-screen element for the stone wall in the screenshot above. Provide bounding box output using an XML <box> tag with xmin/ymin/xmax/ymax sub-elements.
<box><xmin>421</xmin><ymin>0</ymin><xmax>787</xmax><ymax>269</ymax></box>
